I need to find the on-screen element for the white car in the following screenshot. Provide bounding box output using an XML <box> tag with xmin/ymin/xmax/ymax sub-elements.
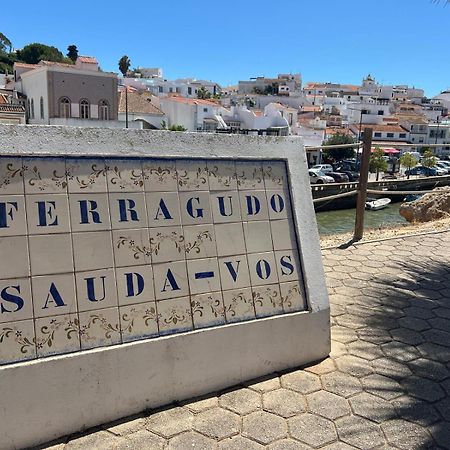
<box><xmin>311</xmin><ymin>164</ymin><xmax>334</xmax><ymax>174</ymax></box>
<box><xmin>309</xmin><ymin>169</ymin><xmax>334</xmax><ymax>184</ymax></box>
<box><xmin>436</xmin><ymin>161</ymin><xmax>450</xmax><ymax>174</ymax></box>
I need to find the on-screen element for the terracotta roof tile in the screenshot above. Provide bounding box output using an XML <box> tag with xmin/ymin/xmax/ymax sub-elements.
<box><xmin>77</xmin><ymin>56</ymin><xmax>98</xmax><ymax>64</ymax></box>
<box><xmin>118</xmin><ymin>90</ymin><xmax>164</xmax><ymax>115</ymax></box>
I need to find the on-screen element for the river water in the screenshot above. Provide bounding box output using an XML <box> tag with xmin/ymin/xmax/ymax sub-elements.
<box><xmin>316</xmin><ymin>203</ymin><xmax>407</xmax><ymax>235</ymax></box>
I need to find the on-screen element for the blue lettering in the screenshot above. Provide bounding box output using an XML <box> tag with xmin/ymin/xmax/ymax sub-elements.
<box><xmin>280</xmin><ymin>255</ymin><xmax>294</xmax><ymax>276</ymax></box>
<box><xmin>256</xmin><ymin>260</ymin><xmax>271</xmax><ymax>280</ymax></box>
<box><xmin>0</xmin><ymin>285</ymin><xmax>24</xmax><ymax>313</ymax></box>
<box><xmin>224</xmin><ymin>260</ymin><xmax>240</xmax><ymax>282</ymax></box>
<box><xmin>161</xmin><ymin>269</ymin><xmax>180</xmax><ymax>292</ymax></box>
<box><xmin>186</xmin><ymin>197</ymin><xmax>204</xmax><ymax>219</ymax></box>
<box><xmin>245</xmin><ymin>196</ymin><xmax>260</xmax><ymax>216</ymax></box>
<box><xmin>42</xmin><ymin>282</ymin><xmax>66</xmax><ymax>309</ymax></box>
<box><xmin>85</xmin><ymin>276</ymin><xmax>106</xmax><ymax>302</ymax></box>
<box><xmin>217</xmin><ymin>196</ymin><xmax>233</xmax><ymax>217</ymax></box>
<box><xmin>154</xmin><ymin>198</ymin><xmax>172</xmax><ymax>220</ymax></box>
<box><xmin>118</xmin><ymin>199</ymin><xmax>139</xmax><ymax>222</ymax></box>
<box><xmin>270</xmin><ymin>194</ymin><xmax>285</xmax><ymax>213</ymax></box>
<box><xmin>79</xmin><ymin>200</ymin><xmax>102</xmax><ymax>224</ymax></box>
<box><xmin>36</xmin><ymin>201</ymin><xmax>58</xmax><ymax>227</ymax></box>
<box><xmin>125</xmin><ymin>272</ymin><xmax>144</xmax><ymax>297</ymax></box>
<box><xmin>0</xmin><ymin>202</ymin><xmax>18</xmax><ymax>228</ymax></box>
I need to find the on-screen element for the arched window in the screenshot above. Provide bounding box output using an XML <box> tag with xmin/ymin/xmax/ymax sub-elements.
<box><xmin>40</xmin><ymin>97</ymin><xmax>44</xmax><ymax>119</ymax></box>
<box><xmin>99</xmin><ymin>100</ymin><xmax>109</xmax><ymax>120</ymax></box>
<box><xmin>79</xmin><ymin>99</ymin><xmax>90</xmax><ymax>119</ymax></box>
<box><xmin>59</xmin><ymin>97</ymin><xmax>71</xmax><ymax>118</ymax></box>
<box><xmin>31</xmin><ymin>99</ymin><xmax>35</xmax><ymax>119</ymax></box>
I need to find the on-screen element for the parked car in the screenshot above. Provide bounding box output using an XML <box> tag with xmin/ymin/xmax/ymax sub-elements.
<box><xmin>435</xmin><ymin>161</ymin><xmax>450</xmax><ymax>174</ymax></box>
<box><xmin>335</xmin><ymin>168</ymin><xmax>360</xmax><ymax>182</ymax></box>
<box><xmin>405</xmin><ymin>166</ymin><xmax>438</xmax><ymax>177</ymax></box>
<box><xmin>326</xmin><ymin>172</ymin><xmax>350</xmax><ymax>183</ymax></box>
<box><xmin>308</xmin><ymin>169</ymin><xmax>334</xmax><ymax>184</ymax></box>
<box><xmin>311</xmin><ymin>164</ymin><xmax>334</xmax><ymax>174</ymax></box>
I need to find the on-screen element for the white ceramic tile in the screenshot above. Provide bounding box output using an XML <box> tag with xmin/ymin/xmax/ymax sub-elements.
<box><xmin>112</xmin><ymin>228</ymin><xmax>151</xmax><ymax>267</ymax></box>
<box><xmin>184</xmin><ymin>224</ymin><xmax>217</xmax><ymax>260</ymax></box>
<box><xmin>66</xmin><ymin>158</ymin><xmax>108</xmax><ymax>193</ymax></box>
<box><xmin>29</xmin><ymin>233</ymin><xmax>73</xmax><ymax>276</ymax></box>
<box><xmin>157</xmin><ymin>296</ymin><xmax>193</xmax><ymax>336</ymax></box>
<box><xmin>247</xmin><ymin>252</ymin><xmax>279</xmax><ymax>286</ymax></box>
<box><xmin>218</xmin><ymin>255</ymin><xmax>251</xmax><ymax>290</ymax></box>
<box><xmin>75</xmin><ymin>268</ymin><xmax>118</xmax><ymax>312</ymax></box>
<box><xmin>263</xmin><ymin>161</ymin><xmax>289</xmax><ymax>190</ymax></box>
<box><xmin>0</xmin><ymin>236</ymin><xmax>29</xmax><ymax>279</ymax></box>
<box><xmin>32</xmin><ymin>273</ymin><xmax>77</xmax><ymax>318</ymax></box>
<box><xmin>116</xmin><ymin>265</ymin><xmax>155</xmax><ymax>306</ymax></box>
<box><xmin>153</xmin><ymin>261</ymin><xmax>189</xmax><ymax>300</ymax></box>
<box><xmin>236</xmin><ymin>161</ymin><xmax>264</xmax><ymax>190</ymax></box>
<box><xmin>0</xmin><ymin>158</ymin><xmax>24</xmax><ymax>195</ymax></box>
<box><xmin>0</xmin><ymin>195</ymin><xmax>27</xmax><ymax>237</ymax></box>
<box><xmin>191</xmin><ymin>292</ymin><xmax>225</xmax><ymax>329</ymax></box>
<box><xmin>142</xmin><ymin>159</ymin><xmax>178</xmax><ymax>192</ymax></box>
<box><xmin>35</xmin><ymin>313</ymin><xmax>81</xmax><ymax>357</ymax></box>
<box><xmin>26</xmin><ymin>194</ymin><xmax>70</xmax><ymax>235</ymax></box>
<box><xmin>109</xmin><ymin>192</ymin><xmax>147</xmax><ymax>229</ymax></box>
<box><xmin>252</xmin><ymin>284</ymin><xmax>284</xmax><ymax>318</ymax></box>
<box><xmin>0</xmin><ymin>278</ymin><xmax>33</xmax><ymax>324</ymax></box>
<box><xmin>275</xmin><ymin>250</ymin><xmax>303</xmax><ymax>283</ymax></box>
<box><xmin>146</xmin><ymin>191</ymin><xmax>182</xmax><ymax>228</ymax></box>
<box><xmin>186</xmin><ymin>257</ymin><xmax>221</xmax><ymax>295</ymax></box>
<box><xmin>270</xmin><ymin>219</ymin><xmax>297</xmax><ymax>251</ymax></box>
<box><xmin>223</xmin><ymin>288</ymin><xmax>256</xmax><ymax>324</ymax></box>
<box><xmin>179</xmin><ymin>191</ymin><xmax>212</xmax><ymax>225</ymax></box>
<box><xmin>72</xmin><ymin>231</ymin><xmax>114</xmax><ymax>272</ymax></box>
<box><xmin>266</xmin><ymin>190</ymin><xmax>292</xmax><ymax>220</ymax></box>
<box><xmin>243</xmin><ymin>221</ymin><xmax>273</xmax><ymax>253</ymax></box>
<box><xmin>23</xmin><ymin>158</ymin><xmax>67</xmax><ymax>194</ymax></box>
<box><xmin>0</xmin><ymin>319</ymin><xmax>36</xmax><ymax>365</ymax></box>
<box><xmin>210</xmin><ymin>191</ymin><xmax>242</xmax><ymax>223</ymax></box>
<box><xmin>239</xmin><ymin>190</ymin><xmax>269</xmax><ymax>221</ymax></box>
<box><xmin>106</xmin><ymin>159</ymin><xmax>144</xmax><ymax>192</ymax></box>
<box><xmin>79</xmin><ymin>307</ymin><xmax>121</xmax><ymax>350</ymax></box>
<box><xmin>207</xmin><ymin>160</ymin><xmax>237</xmax><ymax>191</ymax></box>
<box><xmin>279</xmin><ymin>281</ymin><xmax>307</xmax><ymax>313</ymax></box>
<box><xmin>176</xmin><ymin>159</ymin><xmax>209</xmax><ymax>191</ymax></box>
<box><xmin>149</xmin><ymin>226</ymin><xmax>185</xmax><ymax>263</ymax></box>
<box><xmin>214</xmin><ymin>222</ymin><xmax>246</xmax><ymax>257</ymax></box>
<box><xmin>120</xmin><ymin>301</ymin><xmax>159</xmax><ymax>342</ymax></box>
<box><xmin>69</xmin><ymin>193</ymin><xmax>111</xmax><ymax>232</ymax></box>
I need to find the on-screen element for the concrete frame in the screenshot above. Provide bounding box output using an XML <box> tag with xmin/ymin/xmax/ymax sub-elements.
<box><xmin>0</xmin><ymin>124</ymin><xmax>330</xmax><ymax>449</ymax></box>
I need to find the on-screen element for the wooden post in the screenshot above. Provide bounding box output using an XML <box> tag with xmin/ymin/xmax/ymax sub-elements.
<box><xmin>354</xmin><ymin>127</ymin><xmax>373</xmax><ymax>241</ymax></box>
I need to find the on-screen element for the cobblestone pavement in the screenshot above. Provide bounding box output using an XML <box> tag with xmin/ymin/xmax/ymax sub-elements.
<box><xmin>40</xmin><ymin>232</ymin><xmax>450</xmax><ymax>450</ymax></box>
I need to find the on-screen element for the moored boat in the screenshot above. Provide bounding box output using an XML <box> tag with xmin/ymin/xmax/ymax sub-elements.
<box><xmin>365</xmin><ymin>198</ymin><xmax>391</xmax><ymax>211</ymax></box>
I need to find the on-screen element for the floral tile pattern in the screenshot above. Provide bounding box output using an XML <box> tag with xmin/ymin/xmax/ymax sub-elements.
<box><xmin>0</xmin><ymin>155</ymin><xmax>307</xmax><ymax>366</ymax></box>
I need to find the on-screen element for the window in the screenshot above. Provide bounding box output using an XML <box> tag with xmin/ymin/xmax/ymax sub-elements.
<box><xmin>377</xmin><ymin>110</ymin><xmax>384</xmax><ymax>115</ymax></box>
<box><xmin>374</xmin><ymin>132</ymin><xmax>382</xmax><ymax>138</ymax></box>
<box><xmin>203</xmin><ymin>108</ymin><xmax>208</xmax><ymax>112</ymax></box>
<box><xmin>99</xmin><ymin>100</ymin><xmax>109</xmax><ymax>120</ymax></box>
<box><xmin>399</xmin><ymin>133</ymin><xmax>406</xmax><ymax>138</ymax></box>
<box><xmin>169</xmin><ymin>88</ymin><xmax>173</xmax><ymax>93</ymax></box>
<box><xmin>40</xmin><ymin>97</ymin><xmax>44</xmax><ymax>119</ymax></box>
<box><xmin>188</xmin><ymin>87</ymin><xmax>192</xmax><ymax>95</ymax></box>
<box><xmin>31</xmin><ymin>99</ymin><xmax>35</xmax><ymax>119</ymax></box>
<box><xmin>387</xmin><ymin>133</ymin><xmax>394</xmax><ymax>138</ymax></box>
<box><xmin>59</xmin><ymin>97</ymin><xmax>71</xmax><ymax>118</ymax></box>
<box><xmin>289</xmin><ymin>113</ymin><xmax>293</xmax><ymax>125</ymax></box>
<box><xmin>158</xmin><ymin>86</ymin><xmax>163</xmax><ymax>93</ymax></box>
<box><xmin>176</xmin><ymin>87</ymin><xmax>180</xmax><ymax>93</ymax></box>
<box><xmin>79</xmin><ymin>99</ymin><xmax>90</xmax><ymax>119</ymax></box>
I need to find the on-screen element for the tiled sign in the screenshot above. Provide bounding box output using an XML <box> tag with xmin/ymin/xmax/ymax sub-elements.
<box><xmin>0</xmin><ymin>156</ymin><xmax>307</xmax><ymax>365</ymax></box>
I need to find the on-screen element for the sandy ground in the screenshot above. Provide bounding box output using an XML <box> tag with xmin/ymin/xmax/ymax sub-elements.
<box><xmin>320</xmin><ymin>216</ymin><xmax>450</xmax><ymax>248</ymax></box>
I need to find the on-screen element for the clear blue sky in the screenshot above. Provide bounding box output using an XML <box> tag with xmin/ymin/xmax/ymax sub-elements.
<box><xmin>3</xmin><ymin>0</ymin><xmax>449</xmax><ymax>97</ymax></box>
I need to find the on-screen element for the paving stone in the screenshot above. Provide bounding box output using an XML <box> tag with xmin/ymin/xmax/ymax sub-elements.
<box><xmin>422</xmin><ymin>329</ymin><xmax>450</xmax><ymax>347</ymax></box>
<box><xmin>390</xmin><ymin>327</ymin><xmax>425</xmax><ymax>346</ymax></box>
<box><xmin>246</xmin><ymin>376</ymin><xmax>281</xmax><ymax>393</ymax></box>
<box><xmin>167</xmin><ymin>431</ymin><xmax>217</xmax><ymax>450</ymax></box>
<box><xmin>335</xmin><ymin>314</ymin><xmax>367</xmax><ymax>330</ymax></box>
<box><xmin>407</xmin><ymin>358</ymin><xmax>450</xmax><ymax>381</ymax></box>
<box><xmin>346</xmin><ymin>340</ymin><xmax>384</xmax><ymax>361</ymax></box>
<box><xmin>417</xmin><ymin>342</ymin><xmax>450</xmax><ymax>363</ymax></box>
<box><xmin>219</xmin><ymin>388</ymin><xmax>261</xmax><ymax>415</ymax></box>
<box><xmin>321</xmin><ymin>371</ymin><xmax>363</xmax><ymax>398</ymax></box>
<box><xmin>329</xmin><ymin>341</ymin><xmax>347</xmax><ymax>358</ymax></box>
<box><xmin>281</xmin><ymin>371</ymin><xmax>321</xmax><ymax>394</ymax></box>
<box><xmin>335</xmin><ymin>416</ymin><xmax>384</xmax><ymax>449</ymax></box>
<box><xmin>441</xmin><ymin>378</ymin><xmax>450</xmax><ymax>395</ymax></box>
<box><xmin>306</xmin><ymin>391</ymin><xmax>351</xmax><ymax>420</ymax></box>
<box><xmin>371</xmin><ymin>357</ymin><xmax>413</xmax><ymax>380</ymax></box>
<box><xmin>428</xmin><ymin>317</ymin><xmax>450</xmax><ymax>331</ymax></box>
<box><xmin>349</xmin><ymin>392</ymin><xmax>396</xmax><ymax>424</ymax></box>
<box><xmin>401</xmin><ymin>376</ymin><xmax>446</xmax><ymax>402</ymax></box>
<box><xmin>434</xmin><ymin>307</ymin><xmax>450</xmax><ymax>319</ymax></box>
<box><xmin>391</xmin><ymin>396</ymin><xmax>441</xmax><ymax>426</ymax></box>
<box><xmin>334</xmin><ymin>355</ymin><xmax>373</xmax><ymax>377</ymax></box>
<box><xmin>288</xmin><ymin>413</ymin><xmax>337</xmax><ymax>448</ymax></box>
<box><xmin>361</xmin><ymin>374</ymin><xmax>403</xmax><ymax>400</ymax></box>
<box><xmin>429</xmin><ymin>422</ymin><xmax>450</xmax><ymax>449</ymax></box>
<box><xmin>104</xmin><ymin>417</ymin><xmax>146</xmax><ymax>436</ymax></box>
<box><xmin>436</xmin><ymin>397</ymin><xmax>450</xmax><ymax>421</ymax></box>
<box><xmin>242</xmin><ymin>411</ymin><xmax>288</xmax><ymax>445</ymax></box>
<box><xmin>381</xmin><ymin>419</ymin><xmax>432</xmax><ymax>450</ymax></box>
<box><xmin>268</xmin><ymin>439</ymin><xmax>312</xmax><ymax>449</ymax></box>
<box><xmin>218</xmin><ymin>436</ymin><xmax>264</xmax><ymax>450</ymax></box>
<box><xmin>331</xmin><ymin>325</ymin><xmax>358</xmax><ymax>344</ymax></box>
<box><xmin>321</xmin><ymin>443</ymin><xmax>358</xmax><ymax>450</ymax></box>
<box><xmin>65</xmin><ymin>431</ymin><xmax>127</xmax><ymax>450</ymax></box>
<box><xmin>304</xmin><ymin>358</ymin><xmax>336</xmax><ymax>375</ymax></box>
<box><xmin>381</xmin><ymin>341</ymin><xmax>421</xmax><ymax>363</ymax></box>
<box><xmin>193</xmin><ymin>407</ymin><xmax>240</xmax><ymax>440</ymax></box>
<box><xmin>263</xmin><ymin>388</ymin><xmax>307</xmax><ymax>418</ymax></box>
<box><xmin>357</xmin><ymin>328</ymin><xmax>391</xmax><ymax>345</ymax></box>
<box><xmin>118</xmin><ymin>430</ymin><xmax>166</xmax><ymax>449</ymax></box>
<box><xmin>184</xmin><ymin>396</ymin><xmax>219</xmax><ymax>413</ymax></box>
<box><xmin>146</xmin><ymin>407</ymin><xmax>194</xmax><ymax>438</ymax></box>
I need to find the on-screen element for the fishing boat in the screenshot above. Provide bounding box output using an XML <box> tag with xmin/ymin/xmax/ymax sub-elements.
<box><xmin>365</xmin><ymin>198</ymin><xmax>391</xmax><ymax>211</ymax></box>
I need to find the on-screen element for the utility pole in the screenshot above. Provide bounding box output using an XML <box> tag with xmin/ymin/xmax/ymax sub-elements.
<box><xmin>354</xmin><ymin>127</ymin><xmax>373</xmax><ymax>241</ymax></box>
<box><xmin>125</xmin><ymin>86</ymin><xmax>129</xmax><ymax>129</ymax></box>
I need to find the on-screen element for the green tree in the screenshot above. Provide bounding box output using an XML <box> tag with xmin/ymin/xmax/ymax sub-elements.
<box><xmin>0</xmin><ymin>32</ymin><xmax>12</xmax><ymax>53</ymax></box>
<box><xmin>66</xmin><ymin>45</ymin><xmax>78</xmax><ymax>62</ymax></box>
<box><xmin>16</xmin><ymin>43</ymin><xmax>65</xmax><ymax>64</ymax></box>
<box><xmin>421</xmin><ymin>149</ymin><xmax>437</xmax><ymax>169</ymax></box>
<box><xmin>400</xmin><ymin>152</ymin><xmax>418</xmax><ymax>179</ymax></box>
<box><xmin>118</xmin><ymin>55</ymin><xmax>131</xmax><ymax>77</ymax></box>
<box><xmin>369</xmin><ymin>147</ymin><xmax>388</xmax><ymax>181</ymax></box>
<box><xmin>168</xmin><ymin>124</ymin><xmax>187</xmax><ymax>131</ymax></box>
<box><xmin>322</xmin><ymin>133</ymin><xmax>356</xmax><ymax>161</ymax></box>
<box><xmin>197</xmin><ymin>86</ymin><xmax>211</xmax><ymax>99</ymax></box>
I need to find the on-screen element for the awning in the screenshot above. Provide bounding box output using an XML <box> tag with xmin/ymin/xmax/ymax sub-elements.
<box><xmin>371</xmin><ymin>147</ymin><xmax>400</xmax><ymax>154</ymax></box>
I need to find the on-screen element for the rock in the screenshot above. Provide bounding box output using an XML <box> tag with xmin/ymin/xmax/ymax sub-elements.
<box><xmin>400</xmin><ymin>187</ymin><xmax>450</xmax><ymax>223</ymax></box>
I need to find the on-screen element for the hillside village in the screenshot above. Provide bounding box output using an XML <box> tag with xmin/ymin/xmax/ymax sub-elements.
<box><xmin>1</xmin><ymin>54</ymin><xmax>449</xmax><ymax>166</ymax></box>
